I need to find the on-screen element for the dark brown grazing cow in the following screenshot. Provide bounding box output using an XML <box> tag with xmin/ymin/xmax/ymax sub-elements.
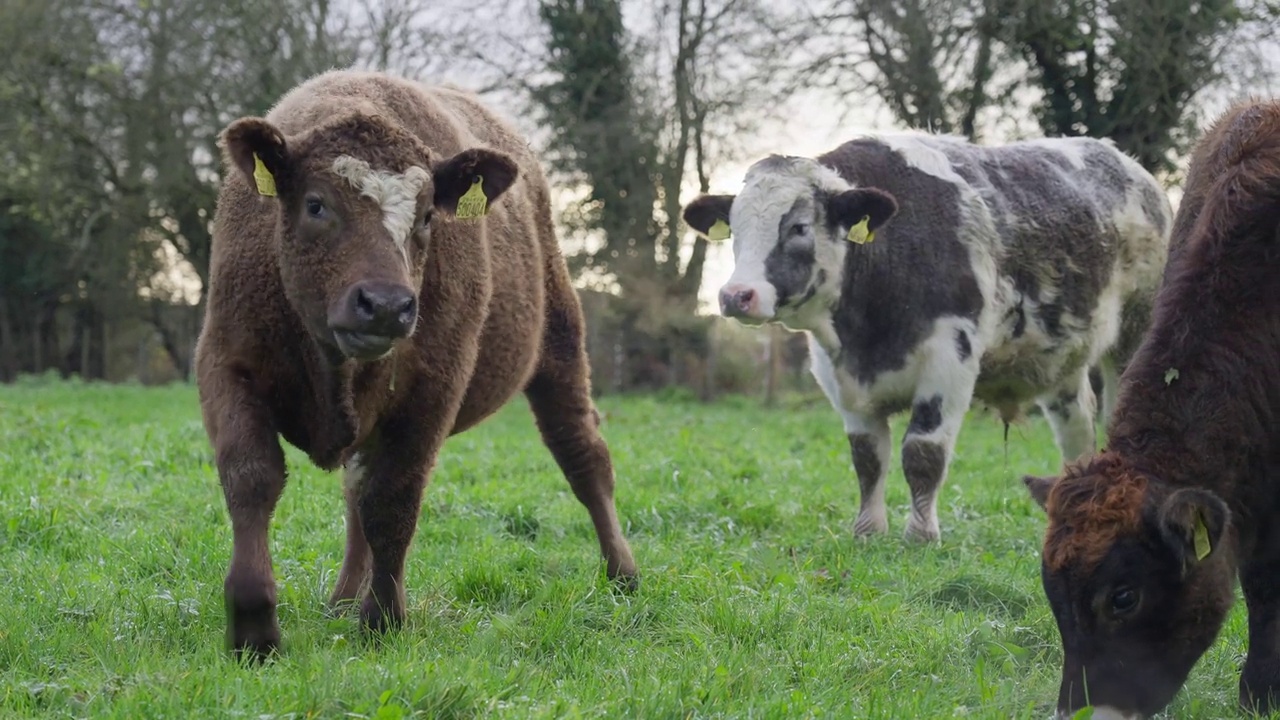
<box><xmin>195</xmin><ymin>69</ymin><xmax>638</xmax><ymax>660</ymax></box>
<box><xmin>1023</xmin><ymin>98</ymin><xmax>1280</xmax><ymax>719</ymax></box>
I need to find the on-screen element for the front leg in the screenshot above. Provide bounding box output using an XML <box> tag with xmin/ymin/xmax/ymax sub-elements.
<box><xmin>847</xmin><ymin>415</ymin><xmax>892</xmax><ymax>537</ymax></box>
<box><xmin>1240</xmin><ymin>558</ymin><xmax>1280</xmax><ymax>712</ymax></box>
<box><xmin>199</xmin><ymin>367</ymin><xmax>288</xmax><ymax>661</ymax></box>
<box><xmin>328</xmin><ymin>452</ymin><xmax>372</xmax><ymax>612</ymax></box>
<box><xmin>806</xmin><ymin>334</ymin><xmax>891</xmax><ymax>538</ymax></box>
<box><xmin>350</xmin><ymin>377</ymin><xmax>464</xmax><ymax>635</ymax></box>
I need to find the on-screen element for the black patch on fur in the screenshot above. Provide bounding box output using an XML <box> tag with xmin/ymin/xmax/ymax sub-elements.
<box><xmin>849</xmin><ymin>433</ymin><xmax>883</xmax><ymax>496</ymax></box>
<box><xmin>902</xmin><ymin>439</ymin><xmax>947</xmax><ymax>498</ymax></box>
<box><xmin>955</xmin><ymin>329</ymin><xmax>972</xmax><ymax>361</ymax></box>
<box><xmin>818</xmin><ymin>139</ymin><xmax>984</xmax><ymax>384</ymax></box>
<box><xmin>907</xmin><ymin>395</ymin><xmax>944</xmax><ymax>436</ymax></box>
<box><xmin>766</xmin><ymin>195</ymin><xmax>819</xmax><ymax>308</ymax></box>
<box><xmin>1012</xmin><ymin>303</ymin><xmax>1027</xmax><ymax>338</ymax></box>
<box><xmin>1044</xmin><ymin>391</ymin><xmax>1076</xmax><ymax>419</ymax></box>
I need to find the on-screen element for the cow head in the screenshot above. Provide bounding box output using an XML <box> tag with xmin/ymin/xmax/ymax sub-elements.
<box><xmin>219</xmin><ymin>112</ymin><xmax>518</xmax><ymax>362</ymax></box>
<box><xmin>1023</xmin><ymin>454</ymin><xmax>1233</xmax><ymax>719</ymax></box>
<box><xmin>682</xmin><ymin>155</ymin><xmax>898</xmax><ymax>326</ymax></box>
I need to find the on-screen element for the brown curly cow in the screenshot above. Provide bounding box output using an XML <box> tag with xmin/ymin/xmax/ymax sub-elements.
<box><xmin>195</xmin><ymin>70</ymin><xmax>638</xmax><ymax>660</ymax></box>
<box><xmin>1023</xmin><ymin>98</ymin><xmax>1280</xmax><ymax>719</ymax></box>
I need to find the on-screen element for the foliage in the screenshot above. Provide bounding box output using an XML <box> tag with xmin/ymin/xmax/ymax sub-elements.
<box><xmin>0</xmin><ymin>382</ymin><xmax>1270</xmax><ymax>718</ymax></box>
<box><xmin>805</xmin><ymin>0</ymin><xmax>1278</xmax><ymax>172</ymax></box>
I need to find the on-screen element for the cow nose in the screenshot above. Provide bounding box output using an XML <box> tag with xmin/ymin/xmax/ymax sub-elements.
<box><xmin>349</xmin><ymin>281</ymin><xmax>417</xmax><ymax>338</ymax></box>
<box><xmin>719</xmin><ymin>285</ymin><xmax>757</xmax><ymax>317</ymax></box>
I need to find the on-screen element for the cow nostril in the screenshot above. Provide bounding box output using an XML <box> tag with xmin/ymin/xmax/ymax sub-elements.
<box><xmin>354</xmin><ymin>287</ymin><xmax>377</xmax><ymax>322</ymax></box>
<box><xmin>735</xmin><ymin>288</ymin><xmax>755</xmax><ymax>311</ymax></box>
<box><xmin>395</xmin><ymin>295</ymin><xmax>417</xmax><ymax>327</ymax></box>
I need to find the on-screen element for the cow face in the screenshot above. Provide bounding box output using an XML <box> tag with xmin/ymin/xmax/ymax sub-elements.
<box><xmin>220</xmin><ymin>114</ymin><xmax>518</xmax><ymax>362</ymax></box>
<box><xmin>682</xmin><ymin>156</ymin><xmax>897</xmax><ymax>326</ymax></box>
<box><xmin>1024</xmin><ymin>462</ymin><xmax>1233</xmax><ymax>719</ymax></box>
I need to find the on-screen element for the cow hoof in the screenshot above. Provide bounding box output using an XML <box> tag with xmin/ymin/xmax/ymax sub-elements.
<box><xmin>360</xmin><ymin>594</ymin><xmax>406</xmax><ymax>636</ymax></box>
<box><xmin>609</xmin><ymin>571</ymin><xmax>641</xmax><ymax>594</ymax></box>
<box><xmin>904</xmin><ymin>519</ymin><xmax>941</xmax><ymax>543</ymax></box>
<box><xmin>853</xmin><ymin>512</ymin><xmax>888</xmax><ymax>537</ymax></box>
<box><xmin>1240</xmin><ymin>664</ymin><xmax>1280</xmax><ymax>714</ymax></box>
<box><xmin>226</xmin><ymin>602</ymin><xmax>281</xmax><ymax>662</ymax></box>
<box><xmin>325</xmin><ymin>596</ymin><xmax>361</xmax><ymax>618</ymax></box>
<box><xmin>225</xmin><ymin>574</ymin><xmax>280</xmax><ymax>662</ymax></box>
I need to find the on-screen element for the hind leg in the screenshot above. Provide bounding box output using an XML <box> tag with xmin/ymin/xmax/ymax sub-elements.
<box><xmin>1096</xmin><ymin>354</ymin><xmax>1120</xmax><ymax>433</ymax></box>
<box><xmin>1036</xmin><ymin>367</ymin><xmax>1097</xmax><ymax>466</ymax></box>
<box><xmin>524</xmin><ymin>305</ymin><xmax>637</xmax><ymax>586</ymax></box>
<box><xmin>900</xmin><ymin>324</ymin><xmax>980</xmax><ymax>542</ymax></box>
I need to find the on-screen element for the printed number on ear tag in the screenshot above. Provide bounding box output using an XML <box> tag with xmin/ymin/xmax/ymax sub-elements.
<box><xmin>455</xmin><ymin>176</ymin><xmax>488</xmax><ymax>219</ymax></box>
<box><xmin>846</xmin><ymin>216</ymin><xmax>873</xmax><ymax>245</ymax></box>
<box><xmin>707</xmin><ymin>219</ymin><xmax>731</xmax><ymax>242</ymax></box>
<box><xmin>253</xmin><ymin>153</ymin><xmax>277</xmax><ymax>197</ymax></box>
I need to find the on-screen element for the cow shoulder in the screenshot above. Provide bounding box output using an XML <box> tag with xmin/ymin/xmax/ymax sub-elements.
<box><xmin>816</xmin><ymin>134</ymin><xmax>985</xmax><ymax>386</ymax></box>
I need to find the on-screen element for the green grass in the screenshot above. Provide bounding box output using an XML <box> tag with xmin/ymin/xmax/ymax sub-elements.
<box><xmin>0</xmin><ymin>380</ymin><xmax>1260</xmax><ymax>718</ymax></box>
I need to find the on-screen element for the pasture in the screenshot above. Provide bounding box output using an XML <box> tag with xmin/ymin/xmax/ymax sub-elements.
<box><xmin>0</xmin><ymin>380</ymin><xmax>1262</xmax><ymax>718</ymax></box>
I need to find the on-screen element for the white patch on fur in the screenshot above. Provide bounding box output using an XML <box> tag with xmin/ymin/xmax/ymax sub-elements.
<box><xmin>332</xmin><ymin>155</ymin><xmax>430</xmax><ymax>267</ymax></box>
<box><xmin>1022</xmin><ymin>137</ymin><xmax>1090</xmax><ymax>170</ymax></box>
<box><xmin>343</xmin><ymin>452</ymin><xmax>366</xmax><ymax>495</ymax></box>
<box><xmin>904</xmin><ymin>316</ymin><xmax>982</xmax><ymax>446</ymax></box>
<box><xmin>873</xmin><ymin>134</ymin><xmax>968</xmax><ymax>185</ymax></box>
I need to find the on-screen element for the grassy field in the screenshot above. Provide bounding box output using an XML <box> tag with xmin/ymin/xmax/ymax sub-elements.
<box><xmin>0</xmin><ymin>379</ymin><xmax>1262</xmax><ymax>719</ymax></box>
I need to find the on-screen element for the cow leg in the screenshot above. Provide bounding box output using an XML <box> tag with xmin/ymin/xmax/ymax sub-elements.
<box><xmin>1096</xmin><ymin>354</ymin><xmax>1120</xmax><ymax>432</ymax></box>
<box><xmin>355</xmin><ymin>436</ymin><xmax>439</xmax><ymax>635</ymax></box>
<box><xmin>327</xmin><ymin>453</ymin><xmax>371</xmax><ymax>611</ymax></box>
<box><xmin>847</xmin><ymin>415</ymin><xmax>892</xmax><ymax>536</ymax></box>
<box><xmin>1036</xmin><ymin>367</ymin><xmax>1098</xmax><ymax>465</ymax></box>
<box><xmin>199</xmin><ymin>371</ymin><xmax>288</xmax><ymax>660</ymax></box>
<box><xmin>804</xmin><ymin>335</ymin><xmax>891</xmax><ymax>537</ymax></box>
<box><xmin>1240</xmin><ymin>558</ymin><xmax>1280</xmax><ymax>713</ymax></box>
<box><xmin>523</xmin><ymin>309</ymin><xmax>638</xmax><ymax>588</ymax></box>
<box><xmin>901</xmin><ymin>338</ymin><xmax>978</xmax><ymax>543</ymax></box>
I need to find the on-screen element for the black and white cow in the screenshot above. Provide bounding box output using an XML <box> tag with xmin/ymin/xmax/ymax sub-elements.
<box><xmin>683</xmin><ymin>133</ymin><xmax>1172</xmax><ymax>541</ymax></box>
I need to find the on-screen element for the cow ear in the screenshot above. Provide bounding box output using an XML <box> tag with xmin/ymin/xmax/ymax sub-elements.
<box><xmin>1158</xmin><ymin>488</ymin><xmax>1229</xmax><ymax>572</ymax></box>
<box><xmin>827</xmin><ymin>187</ymin><xmax>899</xmax><ymax>237</ymax></box>
<box><xmin>683</xmin><ymin>194</ymin><xmax>735</xmax><ymax>240</ymax></box>
<box><xmin>220</xmin><ymin>117</ymin><xmax>290</xmax><ymax>197</ymax></box>
<box><xmin>432</xmin><ymin>148</ymin><xmax>520</xmax><ymax>217</ymax></box>
<box><xmin>1023</xmin><ymin>474</ymin><xmax>1057</xmax><ymax>511</ymax></box>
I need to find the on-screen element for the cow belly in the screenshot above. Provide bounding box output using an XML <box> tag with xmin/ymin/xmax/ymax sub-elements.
<box><xmin>450</xmin><ymin>284</ymin><xmax>543</xmax><ymax>435</ymax></box>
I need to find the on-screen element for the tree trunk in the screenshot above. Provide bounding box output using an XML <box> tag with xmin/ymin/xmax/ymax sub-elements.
<box><xmin>0</xmin><ymin>296</ymin><xmax>16</xmax><ymax>382</ymax></box>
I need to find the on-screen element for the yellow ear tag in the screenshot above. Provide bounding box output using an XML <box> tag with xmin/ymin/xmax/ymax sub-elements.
<box><xmin>707</xmin><ymin>219</ymin><xmax>731</xmax><ymax>242</ymax></box>
<box><xmin>1193</xmin><ymin>514</ymin><xmax>1211</xmax><ymax>561</ymax></box>
<box><xmin>846</xmin><ymin>216</ymin><xmax>873</xmax><ymax>244</ymax></box>
<box><xmin>455</xmin><ymin>176</ymin><xmax>488</xmax><ymax>219</ymax></box>
<box><xmin>252</xmin><ymin>153</ymin><xmax>277</xmax><ymax>197</ymax></box>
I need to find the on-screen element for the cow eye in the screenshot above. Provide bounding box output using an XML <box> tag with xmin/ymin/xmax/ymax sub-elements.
<box><xmin>305</xmin><ymin>196</ymin><xmax>325</xmax><ymax>219</ymax></box>
<box><xmin>791</xmin><ymin>223</ymin><xmax>809</xmax><ymax>236</ymax></box>
<box><xmin>1110</xmin><ymin>587</ymin><xmax>1139</xmax><ymax>615</ymax></box>
<box><xmin>423</xmin><ymin>208</ymin><xmax>434</xmax><ymax>226</ymax></box>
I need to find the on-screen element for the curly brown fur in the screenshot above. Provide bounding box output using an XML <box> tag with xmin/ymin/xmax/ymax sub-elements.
<box><xmin>1024</xmin><ymin>97</ymin><xmax>1280</xmax><ymax>718</ymax></box>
